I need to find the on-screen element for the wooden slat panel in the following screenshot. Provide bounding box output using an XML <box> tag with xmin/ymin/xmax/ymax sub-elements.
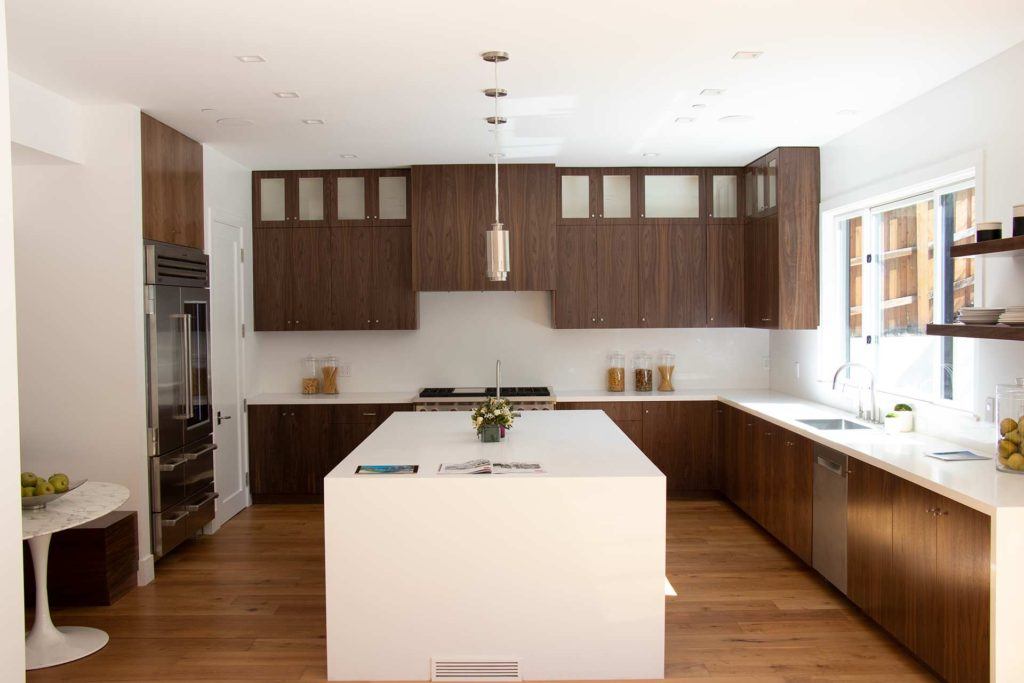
<box><xmin>142</xmin><ymin>113</ymin><xmax>203</xmax><ymax>248</ymax></box>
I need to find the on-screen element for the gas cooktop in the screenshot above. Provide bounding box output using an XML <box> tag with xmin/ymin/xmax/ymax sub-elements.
<box><xmin>418</xmin><ymin>387</ymin><xmax>551</xmax><ymax>399</ymax></box>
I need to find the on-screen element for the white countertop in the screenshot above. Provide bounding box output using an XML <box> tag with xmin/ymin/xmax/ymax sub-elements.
<box><xmin>22</xmin><ymin>481</ymin><xmax>129</xmax><ymax>540</ymax></box>
<box><xmin>252</xmin><ymin>387</ymin><xmax>1024</xmax><ymax>512</ymax></box>
<box><xmin>327</xmin><ymin>410</ymin><xmax>664</xmax><ymax>479</ymax></box>
<box><xmin>247</xmin><ymin>391</ymin><xmax>418</xmax><ymax>405</ymax></box>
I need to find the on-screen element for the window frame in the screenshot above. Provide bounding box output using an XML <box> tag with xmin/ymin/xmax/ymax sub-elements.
<box><xmin>828</xmin><ymin>176</ymin><xmax>980</xmax><ymax>409</ymax></box>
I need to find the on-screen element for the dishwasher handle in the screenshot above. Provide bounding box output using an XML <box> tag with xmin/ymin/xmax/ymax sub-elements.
<box><xmin>816</xmin><ymin>456</ymin><xmax>845</xmax><ymax>476</ymax></box>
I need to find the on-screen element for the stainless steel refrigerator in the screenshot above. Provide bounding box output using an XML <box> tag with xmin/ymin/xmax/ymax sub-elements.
<box><xmin>144</xmin><ymin>240</ymin><xmax>217</xmax><ymax>559</ymax></box>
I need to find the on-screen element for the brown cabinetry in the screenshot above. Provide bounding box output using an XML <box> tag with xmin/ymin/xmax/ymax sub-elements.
<box><xmin>706</xmin><ymin>223</ymin><xmax>744</xmax><ymax>326</ymax></box>
<box><xmin>252</xmin><ymin>171</ymin><xmax>331</xmax><ymax>229</ymax></box>
<box><xmin>330</xmin><ymin>169</ymin><xmax>411</xmax><ymax>227</ymax></box>
<box><xmin>556</xmin><ymin>401</ymin><xmax>642</xmax><ymax>448</ymax></box>
<box><xmin>411</xmin><ymin>164</ymin><xmax>556</xmax><ymax>291</ymax></box>
<box><xmin>141</xmin><ymin>113</ymin><xmax>203</xmax><ymax>249</ymax></box>
<box><xmin>639</xmin><ymin>224</ymin><xmax>706</xmax><ymax>327</ymax></box>
<box><xmin>641</xmin><ymin>401</ymin><xmax>716</xmax><ymax>495</ymax></box>
<box><xmin>252</xmin><ymin>228</ymin><xmax>332</xmax><ymax>331</ymax></box>
<box><xmin>742</xmin><ymin>148</ymin><xmax>818</xmax><ymax>329</ymax></box>
<box><xmin>847</xmin><ymin>459</ymin><xmax>896</xmax><ymax>631</ymax></box>
<box><xmin>638</xmin><ymin>168</ymin><xmax>702</xmax><ymax>226</ymax></box>
<box><xmin>553</xmin><ymin>225</ymin><xmax>638</xmax><ymax>328</ymax></box>
<box><xmin>248</xmin><ymin>403</ymin><xmax>412</xmax><ymax>502</ymax></box>
<box><xmin>556</xmin><ymin>168</ymin><xmax>638</xmax><ymax>225</ymax></box>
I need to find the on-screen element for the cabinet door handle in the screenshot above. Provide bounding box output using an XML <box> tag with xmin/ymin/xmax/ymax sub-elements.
<box><xmin>362</xmin><ymin>412</ymin><xmax>376</xmax><ymax>417</ymax></box>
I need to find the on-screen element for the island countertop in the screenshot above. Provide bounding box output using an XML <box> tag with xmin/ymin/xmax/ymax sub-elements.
<box><xmin>328</xmin><ymin>410</ymin><xmax>664</xmax><ymax>479</ymax></box>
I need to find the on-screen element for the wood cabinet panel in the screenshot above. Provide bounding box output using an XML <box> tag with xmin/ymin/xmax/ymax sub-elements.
<box><xmin>556</xmin><ymin>401</ymin><xmax>642</xmax><ymax>422</ymax></box>
<box><xmin>503</xmin><ymin>164</ymin><xmax>557</xmax><ymax>290</ymax></box>
<box><xmin>706</xmin><ymin>223</ymin><xmax>744</xmax><ymax>326</ymax></box>
<box><xmin>553</xmin><ymin>225</ymin><xmax>599</xmax><ymax>328</ymax></box>
<box><xmin>847</xmin><ymin>459</ymin><xmax>896</xmax><ymax>632</ymax></box>
<box><xmin>373</xmin><ymin>226</ymin><xmax>418</xmax><ymax>329</ymax></box>
<box><xmin>556</xmin><ymin>168</ymin><xmax>598</xmax><ymax>225</ymax></box>
<box><xmin>639</xmin><ymin>224</ymin><xmax>706</xmax><ymax>327</ymax></box>
<box><xmin>253</xmin><ymin>228</ymin><xmax>290</xmax><ymax>331</ymax></box>
<box><xmin>891</xmin><ymin>477</ymin><xmax>940</xmax><ymax>669</ymax></box>
<box><xmin>141</xmin><ymin>113</ymin><xmax>203</xmax><ymax>249</ymax></box>
<box><xmin>599</xmin><ymin>225</ymin><xmax>639</xmax><ymax>328</ymax></box>
<box><xmin>287</xmin><ymin>229</ymin><xmax>332</xmax><ymax>331</ymax></box>
<box><xmin>641</xmin><ymin>401</ymin><xmax>716</xmax><ymax>495</ymax></box>
<box><xmin>329</xmin><ymin>227</ymin><xmax>373</xmax><ymax>329</ymax></box>
<box><xmin>776</xmin><ymin>147</ymin><xmax>820</xmax><ymax>329</ymax></box>
<box><xmin>323</xmin><ymin>419</ymin><xmax>377</xmax><ymax>482</ymax></box>
<box><xmin>247</xmin><ymin>405</ymin><xmax>290</xmax><ymax>496</ymax></box>
<box><xmin>770</xmin><ymin>430</ymin><xmax>813</xmax><ymax>563</ymax></box>
<box><xmin>373</xmin><ymin>168</ymin><xmax>412</xmax><ymax>227</ymax></box>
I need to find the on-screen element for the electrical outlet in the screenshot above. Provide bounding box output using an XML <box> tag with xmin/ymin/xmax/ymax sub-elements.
<box><xmin>794</xmin><ymin>361</ymin><xmax>800</xmax><ymax>379</ymax></box>
<box><xmin>762</xmin><ymin>356</ymin><xmax>770</xmax><ymax>371</ymax></box>
<box><xmin>985</xmin><ymin>396</ymin><xmax>995</xmax><ymax>423</ymax></box>
<box><xmin>339</xmin><ymin>363</ymin><xmax>351</xmax><ymax>378</ymax></box>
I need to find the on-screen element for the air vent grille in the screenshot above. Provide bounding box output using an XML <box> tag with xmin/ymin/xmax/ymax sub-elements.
<box><xmin>431</xmin><ymin>657</ymin><xmax>521</xmax><ymax>681</ymax></box>
<box><xmin>145</xmin><ymin>242</ymin><xmax>209</xmax><ymax>287</ymax></box>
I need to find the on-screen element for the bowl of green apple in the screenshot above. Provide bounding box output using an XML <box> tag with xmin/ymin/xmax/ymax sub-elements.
<box><xmin>20</xmin><ymin>472</ymin><xmax>86</xmax><ymax>510</ymax></box>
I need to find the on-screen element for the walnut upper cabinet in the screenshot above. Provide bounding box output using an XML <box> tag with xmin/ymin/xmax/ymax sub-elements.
<box><xmin>638</xmin><ymin>169</ymin><xmax>702</xmax><ymax>225</ymax></box>
<box><xmin>253</xmin><ymin>171</ymin><xmax>330</xmax><ymax>228</ymax></box>
<box><xmin>332</xmin><ymin>169</ymin><xmax>411</xmax><ymax>227</ymax></box>
<box><xmin>742</xmin><ymin>147</ymin><xmax>819</xmax><ymax>329</ymax></box>
<box><xmin>141</xmin><ymin>113</ymin><xmax>203</xmax><ymax>249</ymax></box>
<box><xmin>412</xmin><ymin>164</ymin><xmax>556</xmax><ymax>292</ymax></box>
<box><xmin>553</xmin><ymin>224</ymin><xmax>638</xmax><ymax>328</ymax></box>
<box><xmin>557</xmin><ymin>168</ymin><xmax>637</xmax><ymax>225</ymax></box>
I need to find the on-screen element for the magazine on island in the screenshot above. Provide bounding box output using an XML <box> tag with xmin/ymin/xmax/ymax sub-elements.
<box><xmin>437</xmin><ymin>459</ymin><xmax>545</xmax><ymax>474</ymax></box>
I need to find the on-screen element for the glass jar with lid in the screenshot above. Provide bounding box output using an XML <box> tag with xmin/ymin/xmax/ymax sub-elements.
<box><xmin>633</xmin><ymin>352</ymin><xmax>652</xmax><ymax>392</ymax></box>
<box><xmin>321</xmin><ymin>356</ymin><xmax>339</xmax><ymax>394</ymax></box>
<box><xmin>302</xmin><ymin>355</ymin><xmax>321</xmax><ymax>395</ymax></box>
<box><xmin>657</xmin><ymin>352</ymin><xmax>676</xmax><ymax>392</ymax></box>
<box><xmin>607</xmin><ymin>351</ymin><xmax>625</xmax><ymax>392</ymax></box>
<box><xmin>996</xmin><ymin>378</ymin><xmax>1024</xmax><ymax>473</ymax></box>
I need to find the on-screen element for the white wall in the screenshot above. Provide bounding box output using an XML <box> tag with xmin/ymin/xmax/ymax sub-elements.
<box><xmin>770</xmin><ymin>40</ymin><xmax>1024</xmax><ymax>446</ymax></box>
<box><xmin>11</xmin><ymin>96</ymin><xmax>152</xmax><ymax>583</ymax></box>
<box><xmin>0</xmin><ymin>6</ymin><xmax>29</xmax><ymax>677</ymax></box>
<box><xmin>254</xmin><ymin>292</ymin><xmax>770</xmax><ymax>393</ymax></box>
<box><xmin>8</xmin><ymin>73</ymin><xmax>81</xmax><ymax>163</ymax></box>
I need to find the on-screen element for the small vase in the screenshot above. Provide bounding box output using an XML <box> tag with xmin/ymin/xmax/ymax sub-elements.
<box><xmin>479</xmin><ymin>424</ymin><xmax>502</xmax><ymax>443</ymax></box>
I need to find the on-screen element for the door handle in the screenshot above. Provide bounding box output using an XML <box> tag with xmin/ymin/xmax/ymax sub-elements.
<box><xmin>173</xmin><ymin>314</ymin><xmax>190</xmax><ymax>419</ymax></box>
<box><xmin>185</xmin><ymin>491</ymin><xmax>219</xmax><ymax>512</ymax></box>
<box><xmin>182</xmin><ymin>443</ymin><xmax>218</xmax><ymax>461</ymax></box>
<box><xmin>159</xmin><ymin>457</ymin><xmax>188</xmax><ymax>472</ymax></box>
<box><xmin>183</xmin><ymin>313</ymin><xmax>194</xmax><ymax>420</ymax></box>
<box><xmin>161</xmin><ymin>510</ymin><xmax>190</xmax><ymax>527</ymax></box>
<box><xmin>217</xmin><ymin>411</ymin><xmax>232</xmax><ymax>425</ymax></box>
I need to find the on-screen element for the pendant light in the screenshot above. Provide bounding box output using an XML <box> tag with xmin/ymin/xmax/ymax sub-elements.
<box><xmin>483</xmin><ymin>50</ymin><xmax>510</xmax><ymax>282</ymax></box>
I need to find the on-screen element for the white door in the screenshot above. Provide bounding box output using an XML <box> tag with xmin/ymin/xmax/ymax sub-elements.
<box><xmin>209</xmin><ymin>214</ymin><xmax>248</xmax><ymax>529</ymax></box>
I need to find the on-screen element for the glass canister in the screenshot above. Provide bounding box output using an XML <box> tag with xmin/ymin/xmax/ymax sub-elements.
<box><xmin>633</xmin><ymin>352</ymin><xmax>653</xmax><ymax>392</ymax></box>
<box><xmin>607</xmin><ymin>351</ymin><xmax>625</xmax><ymax>392</ymax></box>
<box><xmin>996</xmin><ymin>378</ymin><xmax>1024</xmax><ymax>473</ymax></box>
<box><xmin>657</xmin><ymin>352</ymin><xmax>676</xmax><ymax>392</ymax></box>
<box><xmin>321</xmin><ymin>356</ymin><xmax>339</xmax><ymax>394</ymax></box>
<box><xmin>301</xmin><ymin>355</ymin><xmax>321</xmax><ymax>395</ymax></box>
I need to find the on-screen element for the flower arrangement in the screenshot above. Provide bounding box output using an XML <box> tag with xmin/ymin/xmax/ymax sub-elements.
<box><xmin>471</xmin><ymin>397</ymin><xmax>517</xmax><ymax>437</ymax></box>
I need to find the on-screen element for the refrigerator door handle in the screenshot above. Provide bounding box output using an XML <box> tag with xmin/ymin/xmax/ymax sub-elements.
<box><xmin>184</xmin><ymin>313</ymin><xmax>194</xmax><ymax>422</ymax></box>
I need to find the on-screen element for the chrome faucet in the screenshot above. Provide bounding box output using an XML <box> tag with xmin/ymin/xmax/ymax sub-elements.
<box><xmin>495</xmin><ymin>360</ymin><xmax>501</xmax><ymax>399</ymax></box>
<box><xmin>832</xmin><ymin>362</ymin><xmax>880</xmax><ymax>424</ymax></box>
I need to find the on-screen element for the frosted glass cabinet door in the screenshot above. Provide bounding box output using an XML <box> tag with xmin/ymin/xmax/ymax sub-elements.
<box><xmin>561</xmin><ymin>175</ymin><xmax>592</xmax><ymax>220</ymax></box>
<box><xmin>259</xmin><ymin>177</ymin><xmax>287</xmax><ymax>222</ymax></box>
<box><xmin>767</xmin><ymin>156</ymin><xmax>777</xmax><ymax>210</ymax></box>
<box><xmin>642</xmin><ymin>174</ymin><xmax>700</xmax><ymax>220</ymax></box>
<box><xmin>602</xmin><ymin>174</ymin><xmax>632</xmax><ymax>219</ymax></box>
<box><xmin>336</xmin><ymin>177</ymin><xmax>367</xmax><ymax>221</ymax></box>
<box><xmin>377</xmin><ymin>175</ymin><xmax>408</xmax><ymax>221</ymax></box>
<box><xmin>297</xmin><ymin>176</ymin><xmax>325</xmax><ymax>221</ymax></box>
<box><xmin>711</xmin><ymin>174</ymin><xmax>738</xmax><ymax>219</ymax></box>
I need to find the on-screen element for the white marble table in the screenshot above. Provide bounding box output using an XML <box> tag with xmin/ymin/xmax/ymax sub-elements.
<box><xmin>22</xmin><ymin>481</ymin><xmax>130</xmax><ymax>670</ymax></box>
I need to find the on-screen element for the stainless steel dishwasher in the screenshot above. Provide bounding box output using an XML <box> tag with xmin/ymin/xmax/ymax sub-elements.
<box><xmin>812</xmin><ymin>444</ymin><xmax>847</xmax><ymax>593</ymax></box>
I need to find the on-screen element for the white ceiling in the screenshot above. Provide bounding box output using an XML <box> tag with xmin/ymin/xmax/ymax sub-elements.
<box><xmin>7</xmin><ymin>0</ymin><xmax>1024</xmax><ymax>170</ymax></box>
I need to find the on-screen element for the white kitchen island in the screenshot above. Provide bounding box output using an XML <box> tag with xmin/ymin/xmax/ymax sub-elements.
<box><xmin>324</xmin><ymin>410</ymin><xmax>666</xmax><ymax>681</ymax></box>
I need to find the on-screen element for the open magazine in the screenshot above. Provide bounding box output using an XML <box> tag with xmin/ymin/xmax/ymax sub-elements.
<box><xmin>437</xmin><ymin>459</ymin><xmax>545</xmax><ymax>474</ymax></box>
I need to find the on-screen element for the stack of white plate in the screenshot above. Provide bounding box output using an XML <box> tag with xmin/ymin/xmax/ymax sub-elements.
<box><xmin>998</xmin><ymin>306</ymin><xmax>1024</xmax><ymax>326</ymax></box>
<box><xmin>957</xmin><ymin>307</ymin><xmax>1004</xmax><ymax>324</ymax></box>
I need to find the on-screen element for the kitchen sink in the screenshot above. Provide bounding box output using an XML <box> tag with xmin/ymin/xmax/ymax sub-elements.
<box><xmin>796</xmin><ymin>418</ymin><xmax>871</xmax><ymax>431</ymax></box>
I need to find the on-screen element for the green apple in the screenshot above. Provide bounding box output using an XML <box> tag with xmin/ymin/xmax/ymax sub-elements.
<box><xmin>33</xmin><ymin>482</ymin><xmax>54</xmax><ymax>496</ymax></box>
<box><xmin>20</xmin><ymin>472</ymin><xmax>36</xmax><ymax>488</ymax></box>
<box><xmin>21</xmin><ymin>487</ymin><xmax>34</xmax><ymax>498</ymax></box>
<box><xmin>48</xmin><ymin>474</ymin><xmax>69</xmax><ymax>493</ymax></box>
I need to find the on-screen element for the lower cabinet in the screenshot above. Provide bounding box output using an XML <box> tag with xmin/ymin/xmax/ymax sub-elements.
<box><xmin>248</xmin><ymin>403</ymin><xmax>412</xmax><ymax>502</ymax></box>
<box><xmin>849</xmin><ymin>462</ymin><xmax>990</xmax><ymax>683</ymax></box>
<box><xmin>556</xmin><ymin>400</ymin><xmax>716</xmax><ymax>494</ymax></box>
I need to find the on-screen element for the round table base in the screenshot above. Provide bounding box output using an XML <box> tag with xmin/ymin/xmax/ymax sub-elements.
<box><xmin>26</xmin><ymin>625</ymin><xmax>109</xmax><ymax>670</ymax></box>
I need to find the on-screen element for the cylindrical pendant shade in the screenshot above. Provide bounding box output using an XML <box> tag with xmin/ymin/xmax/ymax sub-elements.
<box><xmin>485</xmin><ymin>223</ymin><xmax>510</xmax><ymax>282</ymax></box>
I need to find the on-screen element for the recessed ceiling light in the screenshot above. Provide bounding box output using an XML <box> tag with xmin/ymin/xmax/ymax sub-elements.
<box><xmin>718</xmin><ymin>115</ymin><xmax>754</xmax><ymax>123</ymax></box>
<box><xmin>274</xmin><ymin>91</ymin><xmax>299</xmax><ymax>99</ymax></box>
<box><xmin>642</xmin><ymin>152</ymin><xmax>660</xmax><ymax>158</ymax></box>
<box><xmin>700</xmin><ymin>88</ymin><xmax>726</xmax><ymax>96</ymax></box>
<box><xmin>200</xmin><ymin>108</ymin><xmax>215</xmax><ymax>113</ymax></box>
<box><xmin>674</xmin><ymin>116</ymin><xmax>696</xmax><ymax>124</ymax></box>
<box><xmin>732</xmin><ymin>51</ymin><xmax>763</xmax><ymax>60</ymax></box>
<box><xmin>691</xmin><ymin>103</ymin><xmax>707</xmax><ymax>110</ymax></box>
<box><xmin>216</xmin><ymin>117</ymin><xmax>254</xmax><ymax>127</ymax></box>
<box><xmin>837</xmin><ymin>109</ymin><xmax>860</xmax><ymax>116</ymax></box>
<box><xmin>235</xmin><ymin>55</ymin><xmax>266</xmax><ymax>63</ymax></box>
<box><xmin>302</xmin><ymin>119</ymin><xmax>325</xmax><ymax>125</ymax></box>
<box><xmin>339</xmin><ymin>153</ymin><xmax>358</xmax><ymax>159</ymax></box>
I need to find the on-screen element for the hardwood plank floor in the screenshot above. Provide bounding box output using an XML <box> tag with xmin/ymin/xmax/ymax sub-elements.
<box><xmin>27</xmin><ymin>498</ymin><xmax>935</xmax><ymax>682</ymax></box>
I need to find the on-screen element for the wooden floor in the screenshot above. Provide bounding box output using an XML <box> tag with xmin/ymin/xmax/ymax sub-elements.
<box><xmin>28</xmin><ymin>498</ymin><xmax>935</xmax><ymax>682</ymax></box>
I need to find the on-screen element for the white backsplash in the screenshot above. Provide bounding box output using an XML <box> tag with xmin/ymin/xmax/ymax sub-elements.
<box><xmin>250</xmin><ymin>291</ymin><xmax>770</xmax><ymax>394</ymax></box>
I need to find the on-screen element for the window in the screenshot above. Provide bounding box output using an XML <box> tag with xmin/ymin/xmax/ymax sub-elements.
<box><xmin>837</xmin><ymin>180</ymin><xmax>976</xmax><ymax>405</ymax></box>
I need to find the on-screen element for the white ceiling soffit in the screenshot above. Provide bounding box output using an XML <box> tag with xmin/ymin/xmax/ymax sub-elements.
<box><xmin>7</xmin><ymin>0</ymin><xmax>1024</xmax><ymax>169</ymax></box>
